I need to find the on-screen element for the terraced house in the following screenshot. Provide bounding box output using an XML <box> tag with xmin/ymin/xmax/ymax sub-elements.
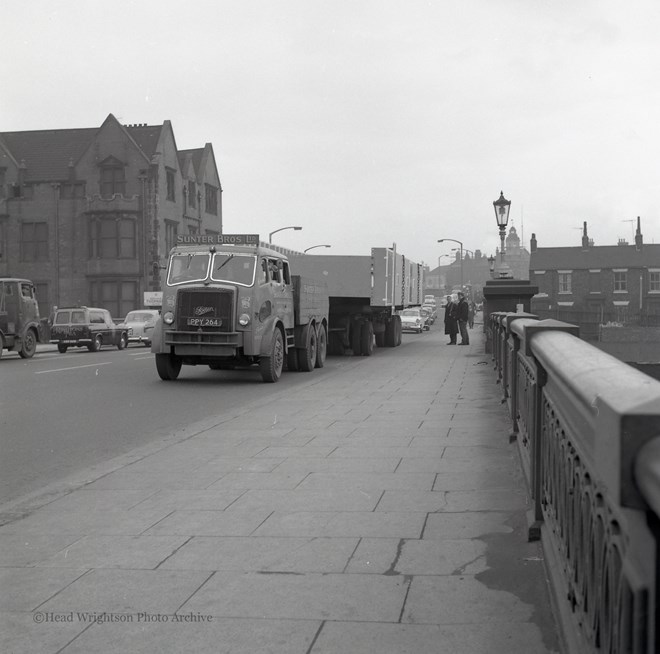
<box><xmin>529</xmin><ymin>218</ymin><xmax>660</xmax><ymax>340</ymax></box>
<box><xmin>0</xmin><ymin>114</ymin><xmax>222</xmax><ymax>318</ymax></box>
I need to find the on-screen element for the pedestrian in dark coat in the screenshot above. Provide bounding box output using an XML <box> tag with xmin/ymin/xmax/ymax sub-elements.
<box><xmin>468</xmin><ymin>301</ymin><xmax>475</xmax><ymax>329</ymax></box>
<box><xmin>444</xmin><ymin>295</ymin><xmax>458</xmax><ymax>344</ymax></box>
<box><xmin>456</xmin><ymin>292</ymin><xmax>469</xmax><ymax>345</ymax></box>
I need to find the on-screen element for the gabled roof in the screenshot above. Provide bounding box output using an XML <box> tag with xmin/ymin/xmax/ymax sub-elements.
<box><xmin>178</xmin><ymin>148</ymin><xmax>204</xmax><ymax>177</ymax></box>
<box><xmin>0</xmin><ymin>127</ymin><xmax>97</xmax><ymax>181</ymax></box>
<box><xmin>124</xmin><ymin>124</ymin><xmax>163</xmax><ymax>160</ymax></box>
<box><xmin>530</xmin><ymin>244</ymin><xmax>660</xmax><ymax>270</ymax></box>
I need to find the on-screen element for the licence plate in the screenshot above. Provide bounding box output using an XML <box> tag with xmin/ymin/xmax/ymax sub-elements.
<box><xmin>187</xmin><ymin>317</ymin><xmax>222</xmax><ymax>327</ymax></box>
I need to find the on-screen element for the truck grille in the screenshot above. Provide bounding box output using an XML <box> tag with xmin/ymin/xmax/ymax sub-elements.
<box><xmin>176</xmin><ymin>288</ymin><xmax>233</xmax><ymax>332</ymax></box>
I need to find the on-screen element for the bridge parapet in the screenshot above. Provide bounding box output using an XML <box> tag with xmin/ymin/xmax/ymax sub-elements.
<box><xmin>490</xmin><ymin>312</ymin><xmax>660</xmax><ymax>654</ymax></box>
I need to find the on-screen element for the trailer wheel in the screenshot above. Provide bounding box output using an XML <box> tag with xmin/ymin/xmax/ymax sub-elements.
<box><xmin>156</xmin><ymin>353</ymin><xmax>182</xmax><ymax>380</ymax></box>
<box><xmin>384</xmin><ymin>320</ymin><xmax>396</xmax><ymax>347</ymax></box>
<box><xmin>360</xmin><ymin>321</ymin><xmax>374</xmax><ymax>356</ymax></box>
<box><xmin>315</xmin><ymin>323</ymin><xmax>327</xmax><ymax>368</ymax></box>
<box><xmin>260</xmin><ymin>329</ymin><xmax>284</xmax><ymax>382</ymax></box>
<box><xmin>18</xmin><ymin>328</ymin><xmax>37</xmax><ymax>359</ymax></box>
<box><xmin>298</xmin><ymin>323</ymin><xmax>317</xmax><ymax>372</ymax></box>
<box><xmin>375</xmin><ymin>332</ymin><xmax>385</xmax><ymax>347</ymax></box>
<box><xmin>350</xmin><ymin>321</ymin><xmax>362</xmax><ymax>355</ymax></box>
<box><xmin>395</xmin><ymin>315</ymin><xmax>402</xmax><ymax>345</ymax></box>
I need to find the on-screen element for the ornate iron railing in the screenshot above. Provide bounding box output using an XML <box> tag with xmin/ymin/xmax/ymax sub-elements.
<box><xmin>489</xmin><ymin>312</ymin><xmax>660</xmax><ymax>653</ymax></box>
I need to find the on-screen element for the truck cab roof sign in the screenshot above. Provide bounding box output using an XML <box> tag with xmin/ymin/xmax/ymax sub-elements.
<box><xmin>176</xmin><ymin>234</ymin><xmax>260</xmax><ymax>246</ymax></box>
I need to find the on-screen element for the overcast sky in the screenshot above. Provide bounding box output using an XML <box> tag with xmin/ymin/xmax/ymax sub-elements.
<box><xmin>3</xmin><ymin>0</ymin><xmax>659</xmax><ymax>267</ymax></box>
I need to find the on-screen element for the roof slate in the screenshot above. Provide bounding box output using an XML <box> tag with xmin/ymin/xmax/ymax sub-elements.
<box><xmin>530</xmin><ymin>245</ymin><xmax>660</xmax><ymax>270</ymax></box>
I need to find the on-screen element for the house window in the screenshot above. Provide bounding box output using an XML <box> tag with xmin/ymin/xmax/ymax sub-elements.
<box><xmin>188</xmin><ymin>181</ymin><xmax>196</xmax><ymax>208</ymax></box>
<box><xmin>589</xmin><ymin>271</ymin><xmax>601</xmax><ymax>293</ymax></box>
<box><xmin>100</xmin><ymin>165</ymin><xmax>126</xmax><ymax>198</ymax></box>
<box><xmin>166</xmin><ymin>169</ymin><xmax>176</xmax><ymax>202</ymax></box>
<box><xmin>649</xmin><ymin>270</ymin><xmax>660</xmax><ymax>293</ymax></box>
<box><xmin>558</xmin><ymin>272</ymin><xmax>572</xmax><ymax>294</ymax></box>
<box><xmin>90</xmin><ymin>280</ymin><xmax>137</xmax><ymax>319</ymax></box>
<box><xmin>90</xmin><ymin>218</ymin><xmax>136</xmax><ymax>259</ymax></box>
<box><xmin>20</xmin><ymin>222</ymin><xmax>49</xmax><ymax>261</ymax></box>
<box><xmin>188</xmin><ymin>224</ymin><xmax>199</xmax><ymax>235</ymax></box>
<box><xmin>614</xmin><ymin>271</ymin><xmax>627</xmax><ymax>292</ymax></box>
<box><xmin>165</xmin><ymin>221</ymin><xmax>178</xmax><ymax>252</ymax></box>
<box><xmin>60</xmin><ymin>183</ymin><xmax>86</xmax><ymax>199</ymax></box>
<box><xmin>205</xmin><ymin>184</ymin><xmax>218</xmax><ymax>215</ymax></box>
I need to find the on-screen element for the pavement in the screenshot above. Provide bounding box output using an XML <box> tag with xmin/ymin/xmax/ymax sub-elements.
<box><xmin>1</xmin><ymin>323</ymin><xmax>562</xmax><ymax>654</ymax></box>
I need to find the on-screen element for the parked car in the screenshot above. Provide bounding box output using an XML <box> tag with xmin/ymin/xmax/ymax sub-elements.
<box><xmin>50</xmin><ymin>307</ymin><xmax>128</xmax><ymax>353</ymax></box>
<box><xmin>121</xmin><ymin>309</ymin><xmax>160</xmax><ymax>347</ymax></box>
<box><xmin>399</xmin><ymin>308</ymin><xmax>425</xmax><ymax>334</ymax></box>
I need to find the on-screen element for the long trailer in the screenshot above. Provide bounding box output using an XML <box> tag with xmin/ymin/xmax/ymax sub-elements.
<box><xmin>286</xmin><ymin>246</ymin><xmax>424</xmax><ymax>356</ymax></box>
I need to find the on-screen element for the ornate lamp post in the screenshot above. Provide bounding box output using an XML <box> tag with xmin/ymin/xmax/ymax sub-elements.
<box><xmin>492</xmin><ymin>191</ymin><xmax>511</xmax><ymax>278</ymax></box>
<box><xmin>269</xmin><ymin>225</ymin><xmax>302</xmax><ymax>242</ymax></box>
<box><xmin>303</xmin><ymin>244</ymin><xmax>331</xmax><ymax>253</ymax></box>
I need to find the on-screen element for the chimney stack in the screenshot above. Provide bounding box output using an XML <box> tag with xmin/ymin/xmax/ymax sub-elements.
<box><xmin>635</xmin><ymin>216</ymin><xmax>643</xmax><ymax>250</ymax></box>
<box><xmin>581</xmin><ymin>221</ymin><xmax>590</xmax><ymax>249</ymax></box>
<box><xmin>530</xmin><ymin>233</ymin><xmax>537</xmax><ymax>253</ymax></box>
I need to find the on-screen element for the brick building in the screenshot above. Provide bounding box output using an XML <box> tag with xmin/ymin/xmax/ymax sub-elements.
<box><xmin>529</xmin><ymin>218</ymin><xmax>660</xmax><ymax>338</ymax></box>
<box><xmin>0</xmin><ymin>114</ymin><xmax>222</xmax><ymax>318</ymax></box>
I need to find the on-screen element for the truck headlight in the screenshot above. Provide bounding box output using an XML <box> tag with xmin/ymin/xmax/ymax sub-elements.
<box><xmin>163</xmin><ymin>312</ymin><xmax>175</xmax><ymax>325</ymax></box>
<box><xmin>238</xmin><ymin>313</ymin><xmax>251</xmax><ymax>326</ymax></box>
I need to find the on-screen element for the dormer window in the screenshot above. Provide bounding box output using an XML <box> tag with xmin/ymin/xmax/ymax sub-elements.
<box><xmin>99</xmin><ymin>157</ymin><xmax>126</xmax><ymax>198</ymax></box>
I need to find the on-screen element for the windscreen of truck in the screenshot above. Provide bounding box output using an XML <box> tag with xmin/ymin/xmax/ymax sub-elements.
<box><xmin>210</xmin><ymin>253</ymin><xmax>256</xmax><ymax>287</ymax></box>
<box><xmin>167</xmin><ymin>253</ymin><xmax>211</xmax><ymax>286</ymax></box>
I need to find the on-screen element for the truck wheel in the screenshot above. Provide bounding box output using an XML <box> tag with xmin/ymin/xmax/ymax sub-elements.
<box><xmin>315</xmin><ymin>323</ymin><xmax>327</xmax><ymax>368</ymax></box>
<box><xmin>156</xmin><ymin>353</ymin><xmax>182</xmax><ymax>380</ymax></box>
<box><xmin>18</xmin><ymin>328</ymin><xmax>37</xmax><ymax>359</ymax></box>
<box><xmin>360</xmin><ymin>321</ymin><xmax>374</xmax><ymax>356</ymax></box>
<box><xmin>57</xmin><ymin>343</ymin><xmax>68</xmax><ymax>354</ymax></box>
<box><xmin>350</xmin><ymin>322</ymin><xmax>362</xmax><ymax>355</ymax></box>
<box><xmin>298</xmin><ymin>323</ymin><xmax>317</xmax><ymax>372</ymax></box>
<box><xmin>88</xmin><ymin>334</ymin><xmax>102</xmax><ymax>352</ymax></box>
<box><xmin>395</xmin><ymin>315</ymin><xmax>402</xmax><ymax>346</ymax></box>
<box><xmin>385</xmin><ymin>320</ymin><xmax>396</xmax><ymax>347</ymax></box>
<box><xmin>286</xmin><ymin>347</ymin><xmax>299</xmax><ymax>372</ymax></box>
<box><xmin>375</xmin><ymin>332</ymin><xmax>385</xmax><ymax>347</ymax></box>
<box><xmin>260</xmin><ymin>329</ymin><xmax>284</xmax><ymax>382</ymax></box>
<box><xmin>117</xmin><ymin>333</ymin><xmax>128</xmax><ymax>350</ymax></box>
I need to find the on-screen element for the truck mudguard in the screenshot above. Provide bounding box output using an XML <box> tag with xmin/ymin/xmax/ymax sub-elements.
<box><xmin>259</xmin><ymin>317</ymin><xmax>285</xmax><ymax>357</ymax></box>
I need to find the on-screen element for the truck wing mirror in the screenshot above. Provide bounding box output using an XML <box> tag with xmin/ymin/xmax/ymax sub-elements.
<box><xmin>152</xmin><ymin>261</ymin><xmax>167</xmax><ymax>274</ymax></box>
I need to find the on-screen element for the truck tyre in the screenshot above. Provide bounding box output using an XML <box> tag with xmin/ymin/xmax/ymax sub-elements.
<box><xmin>395</xmin><ymin>315</ymin><xmax>402</xmax><ymax>345</ymax></box>
<box><xmin>18</xmin><ymin>328</ymin><xmax>37</xmax><ymax>359</ymax></box>
<box><xmin>360</xmin><ymin>321</ymin><xmax>374</xmax><ymax>356</ymax></box>
<box><xmin>315</xmin><ymin>323</ymin><xmax>327</xmax><ymax>368</ymax></box>
<box><xmin>350</xmin><ymin>322</ymin><xmax>362</xmax><ymax>355</ymax></box>
<box><xmin>89</xmin><ymin>334</ymin><xmax>102</xmax><ymax>352</ymax></box>
<box><xmin>260</xmin><ymin>329</ymin><xmax>284</xmax><ymax>382</ymax></box>
<box><xmin>375</xmin><ymin>332</ymin><xmax>386</xmax><ymax>348</ymax></box>
<box><xmin>286</xmin><ymin>347</ymin><xmax>299</xmax><ymax>372</ymax></box>
<box><xmin>384</xmin><ymin>320</ymin><xmax>396</xmax><ymax>347</ymax></box>
<box><xmin>57</xmin><ymin>343</ymin><xmax>68</xmax><ymax>354</ymax></box>
<box><xmin>156</xmin><ymin>353</ymin><xmax>182</xmax><ymax>380</ymax></box>
<box><xmin>298</xmin><ymin>323</ymin><xmax>317</xmax><ymax>372</ymax></box>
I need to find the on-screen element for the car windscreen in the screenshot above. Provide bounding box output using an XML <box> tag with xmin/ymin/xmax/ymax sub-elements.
<box><xmin>210</xmin><ymin>253</ymin><xmax>256</xmax><ymax>287</ymax></box>
<box><xmin>54</xmin><ymin>311</ymin><xmax>70</xmax><ymax>324</ymax></box>
<box><xmin>167</xmin><ymin>253</ymin><xmax>211</xmax><ymax>286</ymax></box>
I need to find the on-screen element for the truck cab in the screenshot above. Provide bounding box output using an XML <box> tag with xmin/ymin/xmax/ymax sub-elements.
<box><xmin>151</xmin><ymin>234</ymin><xmax>328</xmax><ymax>382</ymax></box>
<box><xmin>0</xmin><ymin>278</ymin><xmax>45</xmax><ymax>359</ymax></box>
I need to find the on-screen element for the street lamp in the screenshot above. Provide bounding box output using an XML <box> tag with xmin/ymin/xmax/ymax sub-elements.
<box><xmin>303</xmin><ymin>244</ymin><xmax>331</xmax><ymax>253</ymax></box>
<box><xmin>269</xmin><ymin>225</ymin><xmax>302</xmax><ymax>242</ymax></box>
<box><xmin>492</xmin><ymin>191</ymin><xmax>511</xmax><ymax>277</ymax></box>
<box><xmin>438</xmin><ymin>238</ymin><xmax>463</xmax><ymax>289</ymax></box>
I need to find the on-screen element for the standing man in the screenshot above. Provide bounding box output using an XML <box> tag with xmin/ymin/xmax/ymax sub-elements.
<box><xmin>456</xmin><ymin>292</ymin><xmax>470</xmax><ymax>345</ymax></box>
<box><xmin>444</xmin><ymin>295</ymin><xmax>458</xmax><ymax>344</ymax></box>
